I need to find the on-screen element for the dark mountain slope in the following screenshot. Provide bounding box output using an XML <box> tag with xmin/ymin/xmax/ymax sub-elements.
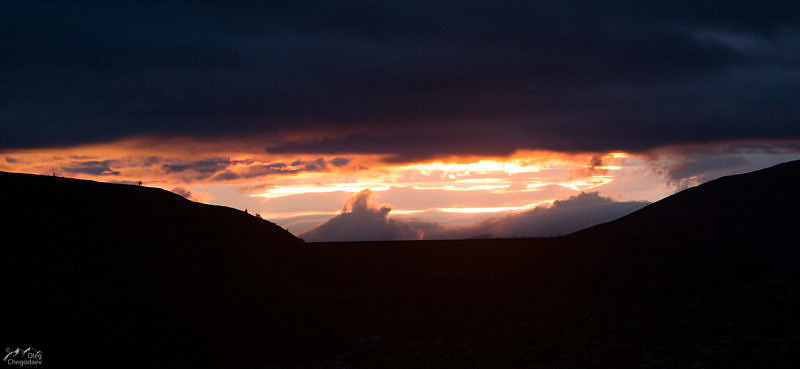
<box><xmin>572</xmin><ymin>159</ymin><xmax>800</xmax><ymax>245</ymax></box>
<box><xmin>560</xmin><ymin>159</ymin><xmax>800</xmax><ymax>284</ymax></box>
<box><xmin>2</xmin><ymin>171</ymin><xmax>302</xmax><ymax>367</ymax></box>
<box><xmin>3</xmin><ymin>160</ymin><xmax>800</xmax><ymax>368</ymax></box>
<box><xmin>1</xmin><ymin>171</ymin><xmax>301</xmax><ymax>247</ymax></box>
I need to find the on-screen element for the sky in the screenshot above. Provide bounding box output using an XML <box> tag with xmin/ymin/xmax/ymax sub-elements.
<box><xmin>2</xmin><ymin>1</ymin><xmax>799</xmax><ymax>241</ymax></box>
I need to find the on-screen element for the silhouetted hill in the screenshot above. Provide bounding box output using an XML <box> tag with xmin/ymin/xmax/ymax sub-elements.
<box><xmin>1</xmin><ymin>171</ymin><xmax>301</xmax><ymax>247</ymax></box>
<box><xmin>572</xmin><ymin>159</ymin><xmax>800</xmax><ymax>244</ymax></box>
<box><xmin>3</xmin><ymin>161</ymin><xmax>800</xmax><ymax>368</ymax></box>
<box><xmin>2</xmin><ymin>171</ymin><xmax>302</xmax><ymax>367</ymax></box>
<box><xmin>561</xmin><ymin>159</ymin><xmax>800</xmax><ymax>283</ymax></box>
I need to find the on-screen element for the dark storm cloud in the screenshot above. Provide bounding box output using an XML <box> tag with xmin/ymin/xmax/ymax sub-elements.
<box><xmin>291</xmin><ymin>158</ymin><xmax>328</xmax><ymax>171</ymax></box>
<box><xmin>163</xmin><ymin>159</ymin><xmax>231</xmax><ymax>175</ymax></box>
<box><xmin>212</xmin><ymin>163</ymin><xmax>291</xmax><ymax>181</ymax></box>
<box><xmin>330</xmin><ymin>157</ymin><xmax>351</xmax><ymax>167</ymax></box>
<box><xmin>648</xmin><ymin>142</ymin><xmax>800</xmax><ymax>190</ymax></box>
<box><xmin>210</xmin><ymin>157</ymin><xmax>342</xmax><ymax>181</ymax></box>
<box><xmin>2</xmin><ymin>1</ymin><xmax>799</xmax><ymax>159</ymax></box>
<box><xmin>664</xmin><ymin>156</ymin><xmax>749</xmax><ymax>189</ymax></box>
<box><xmin>568</xmin><ymin>155</ymin><xmax>610</xmax><ymax>177</ymax></box>
<box><xmin>171</xmin><ymin>187</ymin><xmax>193</xmax><ymax>199</ymax></box>
<box><xmin>62</xmin><ymin>160</ymin><xmax>120</xmax><ymax>176</ymax></box>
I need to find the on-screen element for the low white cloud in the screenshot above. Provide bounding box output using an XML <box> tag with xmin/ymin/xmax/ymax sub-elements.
<box><xmin>301</xmin><ymin>190</ymin><xmax>648</xmax><ymax>242</ymax></box>
<box><xmin>300</xmin><ymin>189</ymin><xmax>442</xmax><ymax>242</ymax></box>
<box><xmin>437</xmin><ymin>192</ymin><xmax>648</xmax><ymax>239</ymax></box>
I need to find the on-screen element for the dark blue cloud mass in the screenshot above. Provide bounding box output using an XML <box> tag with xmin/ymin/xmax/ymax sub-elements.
<box><xmin>1</xmin><ymin>1</ymin><xmax>799</xmax><ymax>161</ymax></box>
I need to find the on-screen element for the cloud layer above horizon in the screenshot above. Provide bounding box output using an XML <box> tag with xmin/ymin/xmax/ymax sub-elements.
<box><xmin>2</xmin><ymin>1</ymin><xmax>799</xmax><ymax>161</ymax></box>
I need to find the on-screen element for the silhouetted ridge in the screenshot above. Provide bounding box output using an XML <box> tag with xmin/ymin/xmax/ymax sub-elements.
<box><xmin>570</xmin><ymin>159</ymin><xmax>800</xmax><ymax>245</ymax></box>
<box><xmin>2</xmin><ymin>171</ymin><xmax>302</xmax><ymax>367</ymax></box>
<box><xmin>1</xmin><ymin>170</ymin><xmax>301</xmax><ymax>247</ymax></box>
<box><xmin>4</xmin><ymin>161</ymin><xmax>800</xmax><ymax>368</ymax></box>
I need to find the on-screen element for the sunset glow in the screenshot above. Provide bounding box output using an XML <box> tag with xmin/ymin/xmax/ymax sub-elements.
<box><xmin>435</xmin><ymin>201</ymin><xmax>554</xmax><ymax>214</ymax></box>
<box><xmin>2</xmin><ymin>138</ymin><xmax>799</xmax><ymax>236</ymax></box>
<box><xmin>0</xmin><ymin>142</ymin><xmax>667</xmax><ymax>233</ymax></box>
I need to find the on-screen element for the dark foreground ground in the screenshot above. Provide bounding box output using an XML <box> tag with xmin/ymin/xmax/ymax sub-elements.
<box><xmin>3</xmin><ymin>160</ymin><xmax>800</xmax><ymax>368</ymax></box>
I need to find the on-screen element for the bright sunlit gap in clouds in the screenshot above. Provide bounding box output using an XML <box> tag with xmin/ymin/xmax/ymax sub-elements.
<box><xmin>249</xmin><ymin>152</ymin><xmax>627</xmax><ymax>200</ymax></box>
<box><xmin>228</xmin><ymin>150</ymin><xmax>659</xmax><ymax>234</ymax></box>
